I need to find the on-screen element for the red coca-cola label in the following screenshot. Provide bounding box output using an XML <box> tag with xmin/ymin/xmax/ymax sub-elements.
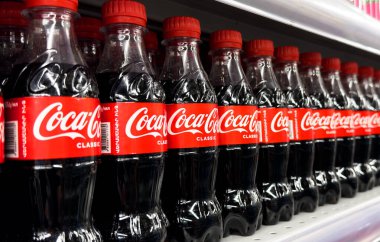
<box><xmin>5</xmin><ymin>97</ymin><xmax>101</xmax><ymax>160</ymax></box>
<box><xmin>334</xmin><ymin>110</ymin><xmax>355</xmax><ymax>138</ymax></box>
<box><xmin>259</xmin><ymin>107</ymin><xmax>289</xmax><ymax>144</ymax></box>
<box><xmin>218</xmin><ymin>105</ymin><xmax>259</xmax><ymax>146</ymax></box>
<box><xmin>369</xmin><ymin>111</ymin><xmax>380</xmax><ymax>135</ymax></box>
<box><xmin>301</xmin><ymin>109</ymin><xmax>336</xmax><ymax>140</ymax></box>
<box><xmin>166</xmin><ymin>103</ymin><xmax>218</xmax><ymax>149</ymax></box>
<box><xmin>101</xmin><ymin>102</ymin><xmax>167</xmax><ymax>155</ymax></box>
<box><xmin>351</xmin><ymin>111</ymin><xmax>372</xmax><ymax>136</ymax></box>
<box><xmin>0</xmin><ymin>97</ymin><xmax>4</xmax><ymax>164</ymax></box>
<box><xmin>288</xmin><ymin>108</ymin><xmax>314</xmax><ymax>141</ymax></box>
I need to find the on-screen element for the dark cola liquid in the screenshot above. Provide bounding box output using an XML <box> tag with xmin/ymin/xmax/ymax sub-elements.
<box><xmin>4</xmin><ymin>62</ymin><xmax>101</xmax><ymax>241</ymax></box>
<box><xmin>335</xmin><ymin>137</ymin><xmax>358</xmax><ymax>197</ymax></box>
<box><xmin>284</xmin><ymin>89</ymin><xmax>318</xmax><ymax>214</ymax></box>
<box><xmin>94</xmin><ymin>70</ymin><xmax>167</xmax><ymax>242</ymax></box>
<box><xmin>309</xmin><ymin>94</ymin><xmax>340</xmax><ymax>206</ymax></box>
<box><xmin>161</xmin><ymin>74</ymin><xmax>222</xmax><ymax>242</ymax></box>
<box><xmin>213</xmin><ymin>84</ymin><xmax>262</xmax><ymax>237</ymax></box>
<box><xmin>352</xmin><ymin>111</ymin><xmax>374</xmax><ymax>193</ymax></box>
<box><xmin>253</xmin><ymin>86</ymin><xmax>293</xmax><ymax>225</ymax></box>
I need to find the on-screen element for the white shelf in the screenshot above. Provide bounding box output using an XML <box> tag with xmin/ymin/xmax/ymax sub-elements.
<box><xmin>223</xmin><ymin>187</ymin><xmax>380</xmax><ymax>242</ymax></box>
<box><xmin>79</xmin><ymin>0</ymin><xmax>380</xmax><ymax>67</ymax></box>
<box><xmin>215</xmin><ymin>0</ymin><xmax>380</xmax><ymax>56</ymax></box>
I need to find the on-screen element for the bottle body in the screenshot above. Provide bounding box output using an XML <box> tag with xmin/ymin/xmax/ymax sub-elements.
<box><xmin>94</xmin><ymin>24</ymin><xmax>168</xmax><ymax>242</ymax></box>
<box><xmin>341</xmin><ymin>72</ymin><xmax>374</xmax><ymax>192</ymax></box>
<box><xmin>275</xmin><ymin>60</ymin><xmax>318</xmax><ymax>214</ymax></box>
<box><xmin>322</xmin><ymin>70</ymin><xmax>358</xmax><ymax>198</ymax></box>
<box><xmin>4</xmin><ymin>7</ymin><xmax>101</xmax><ymax>241</ymax></box>
<box><xmin>361</xmin><ymin>77</ymin><xmax>380</xmax><ymax>186</ymax></box>
<box><xmin>160</xmin><ymin>38</ymin><xmax>222</xmax><ymax>242</ymax></box>
<box><xmin>247</xmin><ymin>56</ymin><xmax>293</xmax><ymax>225</ymax></box>
<box><xmin>210</xmin><ymin>48</ymin><xmax>262</xmax><ymax>236</ymax></box>
<box><xmin>300</xmin><ymin>65</ymin><xmax>340</xmax><ymax>206</ymax></box>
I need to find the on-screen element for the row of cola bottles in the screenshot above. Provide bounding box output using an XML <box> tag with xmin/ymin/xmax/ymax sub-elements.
<box><xmin>1</xmin><ymin>0</ymin><xmax>380</xmax><ymax>242</ymax></box>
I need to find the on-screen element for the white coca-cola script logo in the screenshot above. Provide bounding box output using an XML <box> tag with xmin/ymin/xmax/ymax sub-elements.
<box><xmin>271</xmin><ymin>111</ymin><xmax>289</xmax><ymax>133</ymax></box>
<box><xmin>369</xmin><ymin>112</ymin><xmax>380</xmax><ymax>129</ymax></box>
<box><xmin>168</xmin><ymin>108</ymin><xmax>218</xmax><ymax>135</ymax></box>
<box><xmin>350</xmin><ymin>112</ymin><xmax>370</xmax><ymax>129</ymax></box>
<box><xmin>125</xmin><ymin>107</ymin><xmax>167</xmax><ymax>138</ymax></box>
<box><xmin>301</xmin><ymin>111</ymin><xmax>334</xmax><ymax>131</ymax></box>
<box><xmin>301</xmin><ymin>111</ymin><xmax>357</xmax><ymax>131</ymax></box>
<box><xmin>218</xmin><ymin>109</ymin><xmax>258</xmax><ymax>133</ymax></box>
<box><xmin>33</xmin><ymin>102</ymin><xmax>101</xmax><ymax>140</ymax></box>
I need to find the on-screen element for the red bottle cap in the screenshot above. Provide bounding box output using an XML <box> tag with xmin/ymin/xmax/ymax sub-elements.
<box><xmin>245</xmin><ymin>39</ymin><xmax>274</xmax><ymax>57</ymax></box>
<box><xmin>75</xmin><ymin>17</ymin><xmax>104</xmax><ymax>41</ymax></box>
<box><xmin>25</xmin><ymin>0</ymin><xmax>78</xmax><ymax>12</ymax></box>
<box><xmin>144</xmin><ymin>31</ymin><xmax>159</xmax><ymax>50</ymax></box>
<box><xmin>341</xmin><ymin>62</ymin><xmax>358</xmax><ymax>75</ymax></box>
<box><xmin>359</xmin><ymin>66</ymin><xmax>374</xmax><ymax>79</ymax></box>
<box><xmin>0</xmin><ymin>1</ymin><xmax>27</xmax><ymax>27</ymax></box>
<box><xmin>322</xmin><ymin>58</ymin><xmax>341</xmax><ymax>72</ymax></box>
<box><xmin>163</xmin><ymin>16</ymin><xmax>201</xmax><ymax>40</ymax></box>
<box><xmin>375</xmin><ymin>69</ymin><xmax>380</xmax><ymax>81</ymax></box>
<box><xmin>300</xmin><ymin>52</ymin><xmax>322</xmax><ymax>66</ymax></box>
<box><xmin>275</xmin><ymin>46</ymin><xmax>299</xmax><ymax>62</ymax></box>
<box><xmin>102</xmin><ymin>0</ymin><xmax>147</xmax><ymax>27</ymax></box>
<box><xmin>210</xmin><ymin>30</ymin><xmax>242</xmax><ymax>50</ymax></box>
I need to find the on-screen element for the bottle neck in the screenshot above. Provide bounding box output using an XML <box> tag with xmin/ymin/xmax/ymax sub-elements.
<box><xmin>97</xmin><ymin>24</ymin><xmax>153</xmax><ymax>75</ymax></box>
<box><xmin>146</xmin><ymin>49</ymin><xmax>158</xmax><ymax>73</ymax></box>
<box><xmin>160</xmin><ymin>37</ymin><xmax>205</xmax><ymax>81</ymax></box>
<box><xmin>275</xmin><ymin>61</ymin><xmax>305</xmax><ymax>91</ymax></box>
<box><xmin>22</xmin><ymin>7</ymin><xmax>85</xmax><ymax>66</ymax></box>
<box><xmin>374</xmin><ymin>79</ymin><xmax>380</xmax><ymax>96</ymax></box>
<box><xmin>77</xmin><ymin>38</ymin><xmax>103</xmax><ymax>72</ymax></box>
<box><xmin>300</xmin><ymin>65</ymin><xmax>329</xmax><ymax>96</ymax></box>
<box><xmin>0</xmin><ymin>26</ymin><xmax>26</xmax><ymax>77</ymax></box>
<box><xmin>361</xmin><ymin>77</ymin><xmax>378</xmax><ymax>99</ymax></box>
<box><xmin>342</xmin><ymin>73</ymin><xmax>371</xmax><ymax>109</ymax></box>
<box><xmin>322</xmin><ymin>70</ymin><xmax>347</xmax><ymax>97</ymax></box>
<box><xmin>209</xmin><ymin>48</ymin><xmax>245</xmax><ymax>87</ymax></box>
<box><xmin>246</xmin><ymin>56</ymin><xmax>280</xmax><ymax>90</ymax></box>
<box><xmin>342</xmin><ymin>73</ymin><xmax>367</xmax><ymax>97</ymax></box>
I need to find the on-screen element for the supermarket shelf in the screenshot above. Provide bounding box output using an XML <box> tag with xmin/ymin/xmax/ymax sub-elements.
<box><xmin>223</xmin><ymin>187</ymin><xmax>380</xmax><ymax>242</ymax></box>
<box><xmin>214</xmin><ymin>0</ymin><xmax>380</xmax><ymax>56</ymax></box>
<box><xmin>78</xmin><ymin>0</ymin><xmax>380</xmax><ymax>67</ymax></box>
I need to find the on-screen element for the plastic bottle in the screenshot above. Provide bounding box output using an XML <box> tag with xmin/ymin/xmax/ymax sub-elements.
<box><xmin>75</xmin><ymin>17</ymin><xmax>103</xmax><ymax>72</ymax></box>
<box><xmin>209</xmin><ymin>29</ymin><xmax>262</xmax><ymax>237</ymax></box>
<box><xmin>4</xmin><ymin>0</ymin><xmax>102</xmax><ymax>241</ymax></box>
<box><xmin>159</xmin><ymin>16</ymin><xmax>223</xmax><ymax>242</ymax></box>
<box><xmin>144</xmin><ymin>31</ymin><xmax>160</xmax><ymax>75</ymax></box>
<box><xmin>93</xmin><ymin>0</ymin><xmax>168</xmax><ymax>241</ymax></box>
<box><xmin>359</xmin><ymin>67</ymin><xmax>380</xmax><ymax>186</ymax></box>
<box><xmin>274</xmin><ymin>46</ymin><xmax>318</xmax><ymax>214</ymax></box>
<box><xmin>321</xmin><ymin>58</ymin><xmax>358</xmax><ymax>198</ymax></box>
<box><xmin>299</xmin><ymin>52</ymin><xmax>341</xmax><ymax>206</ymax></box>
<box><xmin>245</xmin><ymin>39</ymin><xmax>294</xmax><ymax>225</ymax></box>
<box><xmin>0</xmin><ymin>2</ymin><xmax>26</xmax><ymax>241</ymax></box>
<box><xmin>341</xmin><ymin>62</ymin><xmax>375</xmax><ymax>192</ymax></box>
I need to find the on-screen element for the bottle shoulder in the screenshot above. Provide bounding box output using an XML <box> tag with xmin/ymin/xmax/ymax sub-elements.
<box><xmin>214</xmin><ymin>80</ymin><xmax>256</xmax><ymax>106</ymax></box>
<box><xmin>5</xmin><ymin>61</ymin><xmax>99</xmax><ymax>99</ymax></box>
<box><xmin>96</xmin><ymin>63</ymin><xmax>165</xmax><ymax>103</ymax></box>
<box><xmin>161</xmin><ymin>69</ymin><xmax>216</xmax><ymax>104</ymax></box>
